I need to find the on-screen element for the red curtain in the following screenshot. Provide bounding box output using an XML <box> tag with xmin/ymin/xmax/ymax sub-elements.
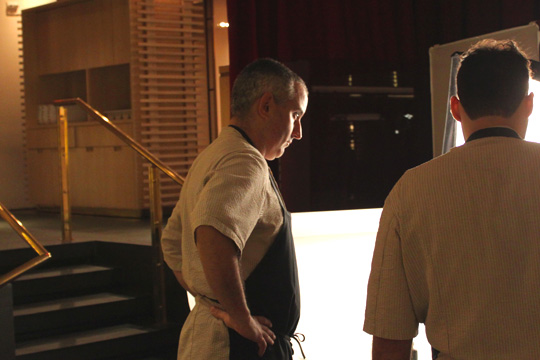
<box><xmin>227</xmin><ymin>0</ymin><xmax>540</xmax><ymax>83</ymax></box>
<box><xmin>226</xmin><ymin>0</ymin><xmax>540</xmax><ymax>210</ymax></box>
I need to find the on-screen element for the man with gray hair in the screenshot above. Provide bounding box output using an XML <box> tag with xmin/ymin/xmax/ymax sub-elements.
<box><xmin>162</xmin><ymin>58</ymin><xmax>308</xmax><ymax>359</ymax></box>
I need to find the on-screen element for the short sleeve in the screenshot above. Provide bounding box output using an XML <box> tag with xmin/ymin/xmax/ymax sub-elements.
<box><xmin>161</xmin><ymin>203</ymin><xmax>183</xmax><ymax>271</ymax></box>
<box><xmin>363</xmin><ymin>183</ymin><xmax>419</xmax><ymax>340</ymax></box>
<box><xmin>191</xmin><ymin>151</ymin><xmax>267</xmax><ymax>251</ymax></box>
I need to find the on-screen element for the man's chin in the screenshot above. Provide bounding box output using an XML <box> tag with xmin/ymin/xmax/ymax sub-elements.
<box><xmin>265</xmin><ymin>149</ymin><xmax>285</xmax><ymax>161</ymax></box>
<box><xmin>276</xmin><ymin>148</ymin><xmax>287</xmax><ymax>158</ymax></box>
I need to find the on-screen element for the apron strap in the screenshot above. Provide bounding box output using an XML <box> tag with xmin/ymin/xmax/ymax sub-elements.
<box><xmin>229</xmin><ymin>124</ymin><xmax>288</xmax><ymax>211</ymax></box>
<box><xmin>268</xmin><ymin>167</ymin><xmax>287</xmax><ymax>212</ymax></box>
<box><xmin>291</xmin><ymin>333</ymin><xmax>306</xmax><ymax>359</ymax></box>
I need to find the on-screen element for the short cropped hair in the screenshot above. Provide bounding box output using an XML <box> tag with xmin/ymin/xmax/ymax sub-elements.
<box><xmin>456</xmin><ymin>39</ymin><xmax>532</xmax><ymax>119</ymax></box>
<box><xmin>231</xmin><ymin>58</ymin><xmax>307</xmax><ymax>120</ymax></box>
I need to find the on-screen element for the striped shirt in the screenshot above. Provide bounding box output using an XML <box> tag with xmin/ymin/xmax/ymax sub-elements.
<box><xmin>162</xmin><ymin>126</ymin><xmax>282</xmax><ymax>360</ymax></box>
<box><xmin>364</xmin><ymin>134</ymin><xmax>540</xmax><ymax>359</ymax></box>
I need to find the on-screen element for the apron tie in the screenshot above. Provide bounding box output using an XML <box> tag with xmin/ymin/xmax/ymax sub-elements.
<box><xmin>291</xmin><ymin>333</ymin><xmax>306</xmax><ymax>359</ymax></box>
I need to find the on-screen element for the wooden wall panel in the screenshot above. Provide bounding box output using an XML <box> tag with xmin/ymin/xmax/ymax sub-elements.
<box><xmin>22</xmin><ymin>0</ymin><xmax>214</xmax><ymax>214</ymax></box>
<box><xmin>69</xmin><ymin>147</ymin><xmax>139</xmax><ymax>210</ymax></box>
<box><xmin>34</xmin><ymin>0</ymin><xmax>130</xmax><ymax>74</ymax></box>
<box><xmin>26</xmin><ymin>149</ymin><xmax>61</xmax><ymax>208</ymax></box>
<box><xmin>132</xmin><ymin>0</ymin><xmax>211</xmax><ymax>207</ymax></box>
<box><xmin>75</xmin><ymin>122</ymin><xmax>133</xmax><ymax>147</ymax></box>
<box><xmin>26</xmin><ymin>127</ymin><xmax>75</xmax><ymax>150</ymax></box>
<box><xmin>21</xmin><ymin>11</ymin><xmax>39</xmax><ymax>128</ymax></box>
<box><xmin>35</xmin><ymin>2</ymin><xmax>91</xmax><ymax>73</ymax></box>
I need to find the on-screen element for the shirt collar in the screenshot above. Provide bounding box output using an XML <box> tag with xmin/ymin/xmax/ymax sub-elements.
<box><xmin>466</xmin><ymin>127</ymin><xmax>522</xmax><ymax>143</ymax></box>
<box><xmin>229</xmin><ymin>125</ymin><xmax>255</xmax><ymax>147</ymax></box>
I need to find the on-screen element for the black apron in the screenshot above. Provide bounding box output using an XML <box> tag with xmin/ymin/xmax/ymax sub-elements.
<box><xmin>228</xmin><ymin>126</ymin><xmax>301</xmax><ymax>360</ymax></box>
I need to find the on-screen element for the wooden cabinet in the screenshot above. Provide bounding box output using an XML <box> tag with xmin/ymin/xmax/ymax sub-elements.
<box><xmin>22</xmin><ymin>0</ymin><xmax>213</xmax><ymax>216</ymax></box>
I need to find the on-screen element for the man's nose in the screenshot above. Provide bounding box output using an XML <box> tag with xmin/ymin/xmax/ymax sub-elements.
<box><xmin>292</xmin><ymin>121</ymin><xmax>302</xmax><ymax>140</ymax></box>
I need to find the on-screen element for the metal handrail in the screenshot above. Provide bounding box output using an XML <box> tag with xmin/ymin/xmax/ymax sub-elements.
<box><xmin>54</xmin><ymin>98</ymin><xmax>184</xmax><ymax>186</ymax></box>
<box><xmin>0</xmin><ymin>202</ymin><xmax>51</xmax><ymax>287</ymax></box>
<box><xmin>53</xmin><ymin>97</ymin><xmax>186</xmax><ymax>325</ymax></box>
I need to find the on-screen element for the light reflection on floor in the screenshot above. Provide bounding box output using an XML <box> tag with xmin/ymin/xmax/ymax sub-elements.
<box><xmin>186</xmin><ymin>208</ymin><xmax>433</xmax><ymax>359</ymax></box>
<box><xmin>291</xmin><ymin>208</ymin><xmax>431</xmax><ymax>360</ymax></box>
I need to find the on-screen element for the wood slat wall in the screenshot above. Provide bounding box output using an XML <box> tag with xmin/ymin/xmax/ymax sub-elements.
<box><xmin>131</xmin><ymin>0</ymin><xmax>211</xmax><ymax>207</ymax></box>
<box><xmin>18</xmin><ymin>19</ymin><xmax>30</xmax><ymax>205</ymax></box>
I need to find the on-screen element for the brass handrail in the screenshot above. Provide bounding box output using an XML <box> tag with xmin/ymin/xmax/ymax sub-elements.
<box><xmin>53</xmin><ymin>98</ymin><xmax>185</xmax><ymax>186</ymax></box>
<box><xmin>0</xmin><ymin>202</ymin><xmax>51</xmax><ymax>287</ymax></box>
<box><xmin>53</xmin><ymin>97</ymin><xmax>185</xmax><ymax>325</ymax></box>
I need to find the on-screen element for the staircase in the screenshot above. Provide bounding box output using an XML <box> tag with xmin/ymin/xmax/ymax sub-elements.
<box><xmin>0</xmin><ymin>241</ymin><xmax>190</xmax><ymax>360</ymax></box>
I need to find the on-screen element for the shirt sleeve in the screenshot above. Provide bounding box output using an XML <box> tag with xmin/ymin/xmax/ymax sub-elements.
<box><xmin>161</xmin><ymin>202</ymin><xmax>184</xmax><ymax>272</ymax></box>
<box><xmin>191</xmin><ymin>150</ymin><xmax>267</xmax><ymax>252</ymax></box>
<box><xmin>363</xmin><ymin>182</ymin><xmax>419</xmax><ymax>340</ymax></box>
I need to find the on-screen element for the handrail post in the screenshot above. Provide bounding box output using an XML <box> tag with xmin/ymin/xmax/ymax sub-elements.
<box><xmin>57</xmin><ymin>106</ymin><xmax>73</xmax><ymax>243</ymax></box>
<box><xmin>149</xmin><ymin>164</ymin><xmax>167</xmax><ymax>325</ymax></box>
<box><xmin>52</xmin><ymin>98</ymin><xmax>185</xmax><ymax>324</ymax></box>
<box><xmin>0</xmin><ymin>201</ymin><xmax>51</xmax><ymax>287</ymax></box>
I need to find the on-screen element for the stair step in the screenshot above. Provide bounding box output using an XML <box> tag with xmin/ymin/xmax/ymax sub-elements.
<box><xmin>16</xmin><ymin>324</ymin><xmax>149</xmax><ymax>356</ymax></box>
<box><xmin>15</xmin><ymin>323</ymin><xmax>180</xmax><ymax>360</ymax></box>
<box><xmin>0</xmin><ymin>242</ymin><xmax>96</xmax><ymax>274</ymax></box>
<box><xmin>12</xmin><ymin>265</ymin><xmax>120</xmax><ymax>304</ymax></box>
<box><xmin>17</xmin><ymin>265</ymin><xmax>112</xmax><ymax>281</ymax></box>
<box><xmin>14</xmin><ymin>293</ymin><xmax>152</xmax><ymax>340</ymax></box>
<box><xmin>14</xmin><ymin>293</ymin><xmax>134</xmax><ymax>316</ymax></box>
<box><xmin>0</xmin><ymin>241</ymin><xmax>188</xmax><ymax>360</ymax></box>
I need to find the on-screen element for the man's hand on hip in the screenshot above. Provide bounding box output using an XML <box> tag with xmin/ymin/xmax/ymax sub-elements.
<box><xmin>211</xmin><ymin>306</ymin><xmax>276</xmax><ymax>357</ymax></box>
<box><xmin>196</xmin><ymin>225</ymin><xmax>275</xmax><ymax>356</ymax></box>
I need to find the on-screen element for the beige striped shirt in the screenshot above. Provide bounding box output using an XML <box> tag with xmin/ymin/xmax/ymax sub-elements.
<box><xmin>162</xmin><ymin>126</ymin><xmax>282</xmax><ymax>360</ymax></box>
<box><xmin>364</xmin><ymin>135</ymin><xmax>540</xmax><ymax>359</ymax></box>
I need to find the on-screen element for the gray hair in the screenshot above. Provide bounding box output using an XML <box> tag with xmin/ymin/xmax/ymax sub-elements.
<box><xmin>231</xmin><ymin>58</ymin><xmax>307</xmax><ymax>120</ymax></box>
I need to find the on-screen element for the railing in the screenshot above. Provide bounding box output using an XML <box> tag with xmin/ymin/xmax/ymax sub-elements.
<box><xmin>0</xmin><ymin>202</ymin><xmax>51</xmax><ymax>287</ymax></box>
<box><xmin>53</xmin><ymin>98</ymin><xmax>185</xmax><ymax>325</ymax></box>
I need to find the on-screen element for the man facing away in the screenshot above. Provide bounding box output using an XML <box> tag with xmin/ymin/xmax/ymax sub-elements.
<box><xmin>364</xmin><ymin>39</ymin><xmax>540</xmax><ymax>360</ymax></box>
<box><xmin>161</xmin><ymin>58</ymin><xmax>308</xmax><ymax>360</ymax></box>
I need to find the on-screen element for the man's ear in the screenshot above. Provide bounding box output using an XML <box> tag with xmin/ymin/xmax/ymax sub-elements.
<box><xmin>450</xmin><ymin>96</ymin><xmax>462</xmax><ymax>122</ymax></box>
<box><xmin>257</xmin><ymin>92</ymin><xmax>273</xmax><ymax>119</ymax></box>
<box><xmin>524</xmin><ymin>92</ymin><xmax>534</xmax><ymax>118</ymax></box>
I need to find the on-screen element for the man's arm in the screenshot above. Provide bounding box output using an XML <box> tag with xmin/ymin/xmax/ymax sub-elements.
<box><xmin>372</xmin><ymin>336</ymin><xmax>412</xmax><ymax>360</ymax></box>
<box><xmin>195</xmin><ymin>225</ymin><xmax>275</xmax><ymax>357</ymax></box>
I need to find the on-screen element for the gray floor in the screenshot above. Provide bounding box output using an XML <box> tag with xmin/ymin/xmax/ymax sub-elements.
<box><xmin>1</xmin><ymin>209</ymin><xmax>154</xmax><ymax>251</ymax></box>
